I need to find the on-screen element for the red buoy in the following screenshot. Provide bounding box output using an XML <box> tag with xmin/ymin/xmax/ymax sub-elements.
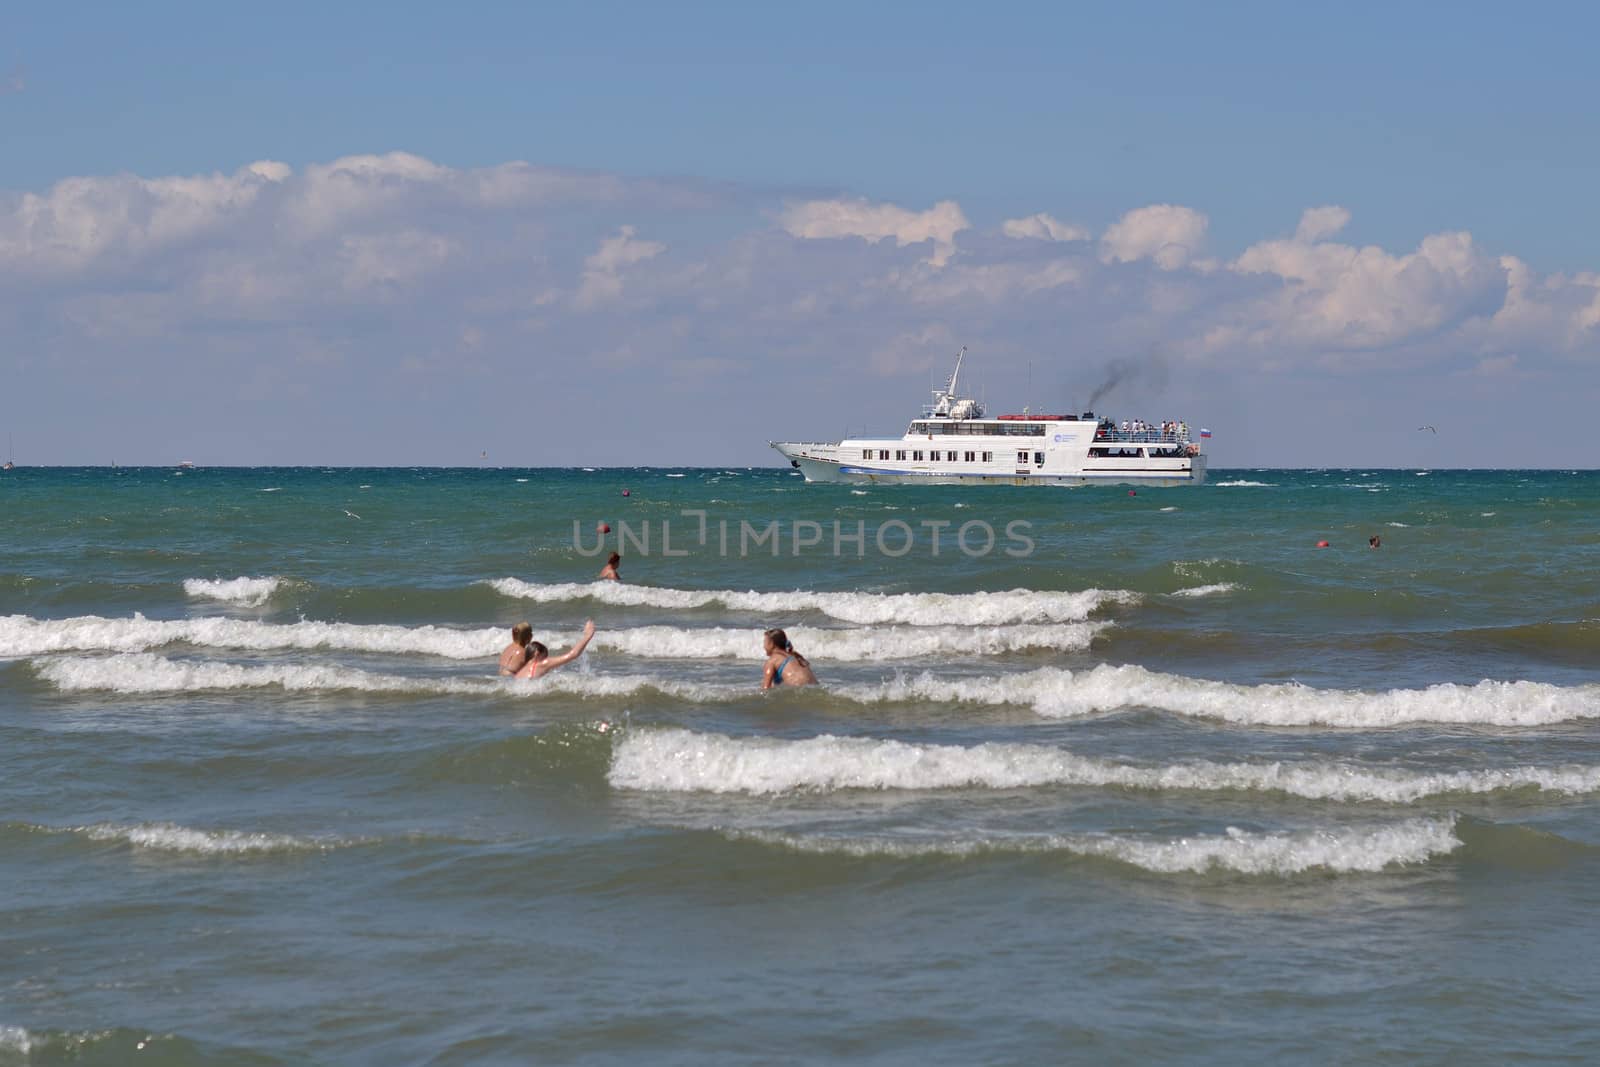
<box><xmin>598</xmin><ymin>522</ymin><xmax>611</xmax><ymax>534</ymax></box>
<box><xmin>1316</xmin><ymin>540</ymin><xmax>1330</xmax><ymax>548</ymax></box>
<box><xmin>622</xmin><ymin>489</ymin><xmax>631</xmax><ymax>497</ymax></box>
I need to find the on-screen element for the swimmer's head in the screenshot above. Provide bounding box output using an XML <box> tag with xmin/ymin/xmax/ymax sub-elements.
<box><xmin>763</xmin><ymin>628</ymin><xmax>789</xmax><ymax>654</ymax></box>
<box><xmin>526</xmin><ymin>641</ymin><xmax>549</xmax><ymax>661</ymax></box>
<box><xmin>607</xmin><ymin>552</ymin><xmax>621</xmax><ymax>567</ymax></box>
<box><xmin>512</xmin><ymin>622</ymin><xmax>532</xmax><ymax>646</ymax></box>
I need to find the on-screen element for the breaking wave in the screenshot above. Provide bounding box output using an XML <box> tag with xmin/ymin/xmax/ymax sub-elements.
<box><xmin>30</xmin><ymin>655</ymin><xmax>1600</xmax><ymax>727</ymax></box>
<box><xmin>832</xmin><ymin>664</ymin><xmax>1600</xmax><ymax>727</ymax></box>
<box><xmin>0</xmin><ymin>613</ymin><xmax>502</xmax><ymax>659</ymax></box>
<box><xmin>727</xmin><ymin>818</ymin><xmax>1461</xmax><ymax>875</ymax></box>
<box><xmin>0</xmin><ymin>614</ymin><xmax>1103</xmax><ymax>663</ymax></box>
<box><xmin>28</xmin><ymin>653</ymin><xmax>723</xmax><ymax>702</ymax></box>
<box><xmin>487</xmin><ymin>578</ymin><xmax>1137</xmax><ymax>626</ymax></box>
<box><xmin>609</xmin><ymin>729</ymin><xmax>1600</xmax><ymax>800</ymax></box>
<box><xmin>70</xmin><ymin>821</ymin><xmax>359</xmax><ymax>854</ymax></box>
<box><xmin>181</xmin><ymin>576</ymin><xmax>284</xmax><ymax>606</ymax></box>
<box><xmin>1168</xmin><ymin>583</ymin><xmax>1239</xmax><ymax>598</ymax></box>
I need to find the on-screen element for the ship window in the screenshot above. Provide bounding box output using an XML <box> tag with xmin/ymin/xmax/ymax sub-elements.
<box><xmin>944</xmin><ymin>450</ymin><xmax>956</xmax><ymax>462</ymax></box>
<box><xmin>896</xmin><ymin>450</ymin><xmax>907</xmax><ymax>461</ymax></box>
<box><xmin>862</xmin><ymin>449</ymin><xmax>873</xmax><ymax>460</ymax></box>
<box><xmin>964</xmin><ymin>451</ymin><xmax>975</xmax><ymax>462</ymax></box>
<box><xmin>913</xmin><ymin>450</ymin><xmax>923</xmax><ymax>461</ymax></box>
<box><xmin>879</xmin><ymin>450</ymin><xmax>890</xmax><ymax>460</ymax></box>
<box><xmin>1016</xmin><ymin>451</ymin><xmax>1029</xmax><ymax>464</ymax></box>
<box><xmin>982</xmin><ymin>451</ymin><xmax>992</xmax><ymax>462</ymax></box>
<box><xmin>1034</xmin><ymin>452</ymin><xmax>1045</xmax><ymax>465</ymax></box>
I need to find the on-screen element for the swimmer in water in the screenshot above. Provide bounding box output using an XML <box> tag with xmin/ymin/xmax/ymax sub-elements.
<box><xmin>1369</xmin><ymin>535</ymin><xmax>1381</xmax><ymax>549</ymax></box>
<box><xmin>761</xmin><ymin>628</ymin><xmax>816</xmax><ymax>689</ymax></box>
<box><xmin>514</xmin><ymin>620</ymin><xmax>597</xmax><ymax>680</ymax></box>
<box><xmin>598</xmin><ymin>552</ymin><xmax>621</xmax><ymax>581</ymax></box>
<box><xmin>498</xmin><ymin>621</ymin><xmax>533</xmax><ymax>676</ymax></box>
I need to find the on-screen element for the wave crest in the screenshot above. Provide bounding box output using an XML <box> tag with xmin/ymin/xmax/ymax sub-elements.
<box><xmin>609</xmin><ymin>729</ymin><xmax>1600</xmax><ymax>800</ymax></box>
<box><xmin>727</xmin><ymin>818</ymin><xmax>1461</xmax><ymax>875</ymax></box>
<box><xmin>488</xmin><ymin>578</ymin><xmax>1136</xmax><ymax>626</ymax></box>
<box><xmin>182</xmin><ymin>576</ymin><xmax>283</xmax><ymax>606</ymax></box>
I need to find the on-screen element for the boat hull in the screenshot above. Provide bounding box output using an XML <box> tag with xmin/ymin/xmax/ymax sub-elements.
<box><xmin>774</xmin><ymin>443</ymin><xmax>1206</xmax><ymax>488</ymax></box>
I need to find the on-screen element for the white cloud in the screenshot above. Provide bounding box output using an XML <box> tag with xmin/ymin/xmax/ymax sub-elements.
<box><xmin>1294</xmin><ymin>205</ymin><xmax>1352</xmax><ymax>243</ymax></box>
<box><xmin>0</xmin><ymin>161</ymin><xmax>291</xmax><ymax>273</ymax></box>
<box><xmin>1001</xmin><ymin>213</ymin><xmax>1089</xmax><ymax>242</ymax></box>
<box><xmin>1100</xmin><ymin>204</ymin><xmax>1208</xmax><ymax>270</ymax></box>
<box><xmin>1229</xmin><ymin>226</ymin><xmax>1504</xmax><ymax>351</ymax></box>
<box><xmin>575</xmin><ymin>225</ymin><xmax>665</xmax><ymax>309</ymax></box>
<box><xmin>779</xmin><ymin>197</ymin><xmax>969</xmax><ymax>266</ymax></box>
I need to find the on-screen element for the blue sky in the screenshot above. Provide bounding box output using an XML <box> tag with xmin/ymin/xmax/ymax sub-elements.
<box><xmin>4</xmin><ymin>1</ymin><xmax>1599</xmax><ymax>466</ymax></box>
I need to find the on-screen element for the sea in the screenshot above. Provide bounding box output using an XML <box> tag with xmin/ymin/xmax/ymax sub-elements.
<box><xmin>2</xmin><ymin>466</ymin><xmax>1599</xmax><ymax>1064</ymax></box>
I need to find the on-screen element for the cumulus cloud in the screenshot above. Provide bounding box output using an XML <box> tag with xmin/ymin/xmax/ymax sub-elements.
<box><xmin>575</xmin><ymin>225</ymin><xmax>666</xmax><ymax>309</ymax></box>
<box><xmin>1100</xmin><ymin>204</ymin><xmax>1208</xmax><ymax>270</ymax></box>
<box><xmin>1001</xmin><ymin>213</ymin><xmax>1090</xmax><ymax>242</ymax></box>
<box><xmin>0</xmin><ymin>160</ymin><xmax>291</xmax><ymax>274</ymax></box>
<box><xmin>1229</xmin><ymin>222</ymin><xmax>1505</xmax><ymax>351</ymax></box>
<box><xmin>779</xmin><ymin>197</ymin><xmax>969</xmax><ymax>266</ymax></box>
<box><xmin>1294</xmin><ymin>205</ymin><xmax>1352</xmax><ymax>243</ymax></box>
<box><xmin>5</xmin><ymin>151</ymin><xmax>1600</xmax><ymax>465</ymax></box>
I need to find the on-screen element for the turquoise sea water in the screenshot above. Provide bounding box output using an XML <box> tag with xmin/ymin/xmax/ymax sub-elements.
<box><xmin>3</xmin><ymin>466</ymin><xmax>1600</xmax><ymax>1064</ymax></box>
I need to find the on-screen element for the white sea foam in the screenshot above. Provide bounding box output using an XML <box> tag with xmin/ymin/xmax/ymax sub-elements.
<box><xmin>1213</xmin><ymin>480</ymin><xmax>1275</xmax><ymax>487</ymax></box>
<box><xmin>594</xmin><ymin>622</ymin><xmax>1105</xmax><ymax>661</ymax></box>
<box><xmin>0</xmin><ymin>1026</ymin><xmax>31</xmax><ymax>1053</ymax></box>
<box><xmin>1168</xmin><ymin>583</ymin><xmax>1238</xmax><ymax>598</ymax></box>
<box><xmin>72</xmin><ymin>821</ymin><xmax>356</xmax><ymax>854</ymax></box>
<box><xmin>830</xmin><ymin>664</ymin><xmax>1600</xmax><ymax>727</ymax></box>
<box><xmin>182</xmin><ymin>576</ymin><xmax>283</xmax><ymax>607</ymax></box>
<box><xmin>488</xmin><ymin>579</ymin><xmax>1137</xmax><ymax>626</ymax></box>
<box><xmin>34</xmin><ymin>652</ymin><xmax>1600</xmax><ymax>728</ymax></box>
<box><xmin>1159</xmin><ymin>506</ymin><xmax>1179</xmax><ymax>512</ymax></box>
<box><xmin>0</xmin><ymin>613</ymin><xmax>503</xmax><ymax>659</ymax></box>
<box><xmin>728</xmin><ymin>818</ymin><xmax>1461</xmax><ymax>874</ymax></box>
<box><xmin>611</xmin><ymin>729</ymin><xmax>1600</xmax><ymax>801</ymax></box>
<box><xmin>0</xmin><ymin>614</ymin><xmax>1101</xmax><ymax>663</ymax></box>
<box><xmin>31</xmin><ymin>653</ymin><xmax>726</xmax><ymax>702</ymax></box>
<box><xmin>1386</xmin><ymin>521</ymin><xmax>1410</xmax><ymax>528</ymax></box>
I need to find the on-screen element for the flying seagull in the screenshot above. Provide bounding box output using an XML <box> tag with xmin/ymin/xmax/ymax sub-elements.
<box><xmin>1417</xmin><ymin>425</ymin><xmax>1437</xmax><ymax>434</ymax></box>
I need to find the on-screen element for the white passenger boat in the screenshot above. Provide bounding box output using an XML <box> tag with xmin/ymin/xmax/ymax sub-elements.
<box><xmin>771</xmin><ymin>350</ymin><xmax>1207</xmax><ymax>487</ymax></box>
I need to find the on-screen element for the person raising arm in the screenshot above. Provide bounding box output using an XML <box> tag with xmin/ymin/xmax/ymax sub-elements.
<box><xmin>514</xmin><ymin>620</ymin><xmax>598</xmax><ymax>680</ymax></box>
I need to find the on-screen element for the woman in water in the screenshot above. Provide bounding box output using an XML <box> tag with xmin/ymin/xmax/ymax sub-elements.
<box><xmin>761</xmin><ymin>628</ymin><xmax>816</xmax><ymax>689</ymax></box>
<box><xmin>598</xmin><ymin>552</ymin><xmax>621</xmax><ymax>580</ymax></box>
<box><xmin>514</xmin><ymin>620</ymin><xmax>597</xmax><ymax>680</ymax></box>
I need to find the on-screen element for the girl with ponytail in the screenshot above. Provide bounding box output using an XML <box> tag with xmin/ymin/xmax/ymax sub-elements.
<box><xmin>761</xmin><ymin>628</ymin><xmax>817</xmax><ymax>689</ymax></box>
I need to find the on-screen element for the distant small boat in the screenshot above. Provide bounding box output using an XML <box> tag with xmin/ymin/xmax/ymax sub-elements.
<box><xmin>178</xmin><ymin>461</ymin><xmax>196</xmax><ymax>469</ymax></box>
<box><xmin>3</xmin><ymin>433</ymin><xmax>13</xmax><ymax>470</ymax></box>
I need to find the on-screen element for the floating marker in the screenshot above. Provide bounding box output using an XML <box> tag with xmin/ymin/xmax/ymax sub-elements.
<box><xmin>1316</xmin><ymin>540</ymin><xmax>1330</xmax><ymax>548</ymax></box>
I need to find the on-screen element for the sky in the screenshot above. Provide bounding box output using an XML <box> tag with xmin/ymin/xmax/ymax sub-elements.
<box><xmin>3</xmin><ymin>0</ymin><xmax>1599</xmax><ymax>467</ymax></box>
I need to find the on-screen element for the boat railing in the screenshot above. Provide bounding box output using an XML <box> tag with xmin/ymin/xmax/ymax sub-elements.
<box><xmin>1094</xmin><ymin>428</ymin><xmax>1193</xmax><ymax>444</ymax></box>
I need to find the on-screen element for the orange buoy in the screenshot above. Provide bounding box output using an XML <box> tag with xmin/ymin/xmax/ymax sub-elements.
<box><xmin>1316</xmin><ymin>540</ymin><xmax>1330</xmax><ymax>548</ymax></box>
